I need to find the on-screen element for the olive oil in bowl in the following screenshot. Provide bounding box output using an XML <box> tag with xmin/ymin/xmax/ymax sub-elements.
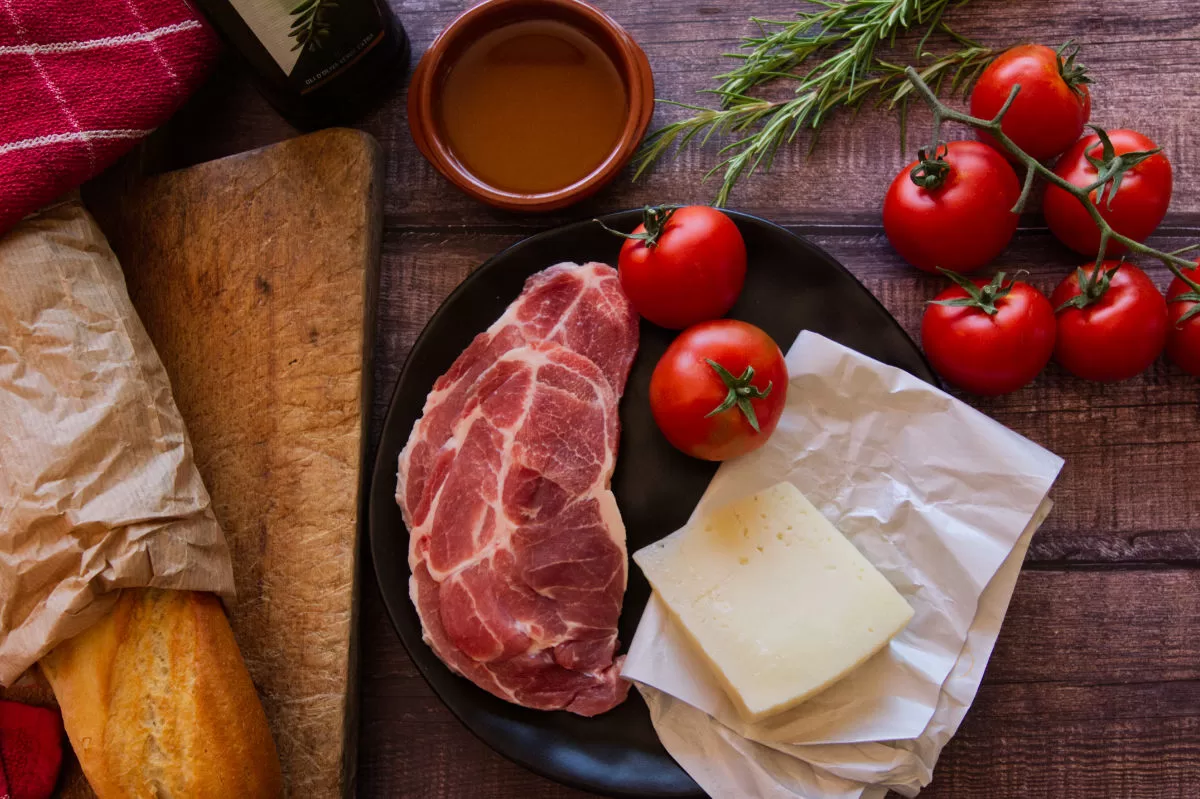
<box><xmin>437</xmin><ymin>20</ymin><xmax>629</xmax><ymax>195</ymax></box>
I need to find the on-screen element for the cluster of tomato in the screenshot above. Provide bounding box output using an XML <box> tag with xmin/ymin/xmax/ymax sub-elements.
<box><xmin>882</xmin><ymin>44</ymin><xmax>1200</xmax><ymax>395</ymax></box>
<box><xmin>605</xmin><ymin>206</ymin><xmax>788</xmax><ymax>462</ymax></box>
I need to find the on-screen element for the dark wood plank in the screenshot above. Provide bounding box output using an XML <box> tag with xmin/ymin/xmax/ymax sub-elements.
<box><xmin>396</xmin><ymin>0</ymin><xmax>1199</xmax><ymax>224</ymax></box>
<box><xmin>987</xmin><ymin>570</ymin><xmax>1200</xmax><ymax>685</ymax></box>
<box><xmin>931</xmin><ymin>710</ymin><xmax>1200</xmax><ymax>798</ymax></box>
<box><xmin>139</xmin><ymin>1</ymin><xmax>1200</xmax><ymax>797</ymax></box>
<box><xmin>372</xmin><ymin>229</ymin><xmax>1200</xmax><ymax>569</ymax></box>
<box><xmin>925</xmin><ymin>569</ymin><xmax>1200</xmax><ymax>798</ymax></box>
<box><xmin>162</xmin><ymin>0</ymin><xmax>1200</xmax><ymax>228</ymax></box>
<box><xmin>358</xmin><ymin>566</ymin><xmax>1200</xmax><ymax>798</ymax></box>
<box><xmin>355</xmin><ymin>575</ymin><xmax>594</xmax><ymax>799</ymax></box>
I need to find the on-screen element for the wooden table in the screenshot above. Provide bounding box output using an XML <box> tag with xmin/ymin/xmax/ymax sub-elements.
<box><xmin>150</xmin><ymin>1</ymin><xmax>1200</xmax><ymax>796</ymax></box>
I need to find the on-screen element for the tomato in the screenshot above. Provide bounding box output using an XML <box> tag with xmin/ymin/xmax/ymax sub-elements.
<box><xmin>921</xmin><ymin>270</ymin><xmax>1055</xmax><ymax>395</ymax></box>
<box><xmin>882</xmin><ymin>141</ymin><xmax>1020</xmax><ymax>274</ymax></box>
<box><xmin>970</xmin><ymin>43</ymin><xmax>1091</xmax><ymax>161</ymax></box>
<box><xmin>649</xmin><ymin>320</ymin><xmax>787</xmax><ymax>461</ymax></box>
<box><xmin>604</xmin><ymin>205</ymin><xmax>746</xmax><ymax>329</ymax></box>
<box><xmin>1043</xmin><ymin>129</ymin><xmax>1172</xmax><ymax>256</ymax></box>
<box><xmin>1165</xmin><ymin>262</ymin><xmax>1200</xmax><ymax>376</ymax></box>
<box><xmin>1051</xmin><ymin>261</ymin><xmax>1167</xmax><ymax>381</ymax></box>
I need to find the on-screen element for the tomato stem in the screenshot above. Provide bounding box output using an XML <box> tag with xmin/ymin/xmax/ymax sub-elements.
<box><xmin>908</xmin><ymin>144</ymin><xmax>951</xmax><ymax>190</ymax></box>
<box><xmin>1014</xmin><ymin>164</ymin><xmax>1037</xmax><ymax>215</ymax></box>
<box><xmin>1055</xmin><ymin>40</ymin><xmax>1092</xmax><ymax>99</ymax></box>
<box><xmin>929</xmin><ymin>268</ymin><xmax>1012</xmax><ymax>316</ymax></box>
<box><xmin>1082</xmin><ymin>125</ymin><xmax>1162</xmax><ymax>210</ymax></box>
<box><xmin>901</xmin><ymin>66</ymin><xmax>1199</xmax><ymax>290</ymax></box>
<box><xmin>594</xmin><ymin>205</ymin><xmax>678</xmax><ymax>249</ymax></box>
<box><xmin>1176</xmin><ymin>295</ymin><xmax>1200</xmax><ymax>325</ymax></box>
<box><xmin>704</xmin><ymin>359</ymin><xmax>773</xmax><ymax>433</ymax></box>
<box><xmin>1169</xmin><ymin>264</ymin><xmax>1200</xmax><ymax>325</ymax></box>
<box><xmin>1056</xmin><ymin>261</ymin><xmax>1123</xmax><ymax>313</ymax></box>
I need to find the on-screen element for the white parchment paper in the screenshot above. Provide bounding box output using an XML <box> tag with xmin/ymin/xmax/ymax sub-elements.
<box><xmin>637</xmin><ymin>502</ymin><xmax>1048</xmax><ymax>798</ymax></box>
<box><xmin>621</xmin><ymin>332</ymin><xmax>1063</xmax><ymax>795</ymax></box>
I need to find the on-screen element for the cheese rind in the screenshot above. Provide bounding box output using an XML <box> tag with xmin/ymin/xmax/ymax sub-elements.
<box><xmin>634</xmin><ymin>482</ymin><xmax>914</xmax><ymax>722</ymax></box>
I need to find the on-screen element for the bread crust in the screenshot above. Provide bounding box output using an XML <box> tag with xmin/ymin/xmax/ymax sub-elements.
<box><xmin>40</xmin><ymin>588</ymin><xmax>283</xmax><ymax>798</ymax></box>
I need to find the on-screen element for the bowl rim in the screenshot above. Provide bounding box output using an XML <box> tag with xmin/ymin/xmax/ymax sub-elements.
<box><xmin>407</xmin><ymin>0</ymin><xmax>655</xmax><ymax>212</ymax></box>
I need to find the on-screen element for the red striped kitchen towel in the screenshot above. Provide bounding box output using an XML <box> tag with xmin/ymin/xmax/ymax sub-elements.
<box><xmin>0</xmin><ymin>0</ymin><xmax>218</xmax><ymax>235</ymax></box>
<box><xmin>0</xmin><ymin>700</ymin><xmax>62</xmax><ymax>799</ymax></box>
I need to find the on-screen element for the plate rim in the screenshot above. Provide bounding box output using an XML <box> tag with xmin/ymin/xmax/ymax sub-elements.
<box><xmin>367</xmin><ymin>209</ymin><xmax>938</xmax><ymax>797</ymax></box>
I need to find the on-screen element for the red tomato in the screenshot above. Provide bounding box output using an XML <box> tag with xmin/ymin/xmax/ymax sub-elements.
<box><xmin>921</xmin><ymin>271</ymin><xmax>1056</xmax><ymax>395</ymax></box>
<box><xmin>1043</xmin><ymin>129</ymin><xmax>1172</xmax><ymax>256</ymax></box>
<box><xmin>1051</xmin><ymin>262</ymin><xmax>1168</xmax><ymax>381</ymax></box>
<box><xmin>883</xmin><ymin>141</ymin><xmax>1020</xmax><ymax>274</ymax></box>
<box><xmin>608</xmin><ymin>205</ymin><xmax>746</xmax><ymax>330</ymax></box>
<box><xmin>650</xmin><ymin>320</ymin><xmax>787</xmax><ymax>461</ymax></box>
<box><xmin>1166</xmin><ymin>262</ymin><xmax>1200</xmax><ymax>376</ymax></box>
<box><xmin>970</xmin><ymin>43</ymin><xmax>1091</xmax><ymax>161</ymax></box>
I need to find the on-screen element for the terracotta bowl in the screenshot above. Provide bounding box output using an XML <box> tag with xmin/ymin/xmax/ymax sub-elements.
<box><xmin>407</xmin><ymin>0</ymin><xmax>655</xmax><ymax>212</ymax></box>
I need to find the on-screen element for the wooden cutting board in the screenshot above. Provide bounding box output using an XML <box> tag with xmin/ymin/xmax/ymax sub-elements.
<box><xmin>35</xmin><ymin>128</ymin><xmax>381</xmax><ymax>798</ymax></box>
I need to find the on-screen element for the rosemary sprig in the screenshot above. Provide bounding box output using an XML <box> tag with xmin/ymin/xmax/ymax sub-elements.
<box><xmin>717</xmin><ymin>0</ymin><xmax>960</xmax><ymax>102</ymax></box>
<box><xmin>633</xmin><ymin>0</ymin><xmax>991</xmax><ymax>207</ymax></box>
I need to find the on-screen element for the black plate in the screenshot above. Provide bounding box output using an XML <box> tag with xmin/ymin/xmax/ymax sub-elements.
<box><xmin>369</xmin><ymin>210</ymin><xmax>937</xmax><ymax>797</ymax></box>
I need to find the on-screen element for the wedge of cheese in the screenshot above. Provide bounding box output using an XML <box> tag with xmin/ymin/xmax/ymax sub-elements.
<box><xmin>634</xmin><ymin>481</ymin><xmax>913</xmax><ymax>722</ymax></box>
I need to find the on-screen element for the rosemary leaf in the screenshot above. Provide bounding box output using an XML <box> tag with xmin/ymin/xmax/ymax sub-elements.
<box><xmin>634</xmin><ymin>0</ymin><xmax>993</xmax><ymax>206</ymax></box>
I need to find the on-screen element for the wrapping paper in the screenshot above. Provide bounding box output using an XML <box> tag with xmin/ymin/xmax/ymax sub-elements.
<box><xmin>0</xmin><ymin>197</ymin><xmax>234</xmax><ymax>685</ymax></box>
<box><xmin>638</xmin><ymin>503</ymin><xmax>1048</xmax><ymax>798</ymax></box>
<box><xmin>622</xmin><ymin>332</ymin><xmax>1063</xmax><ymax>796</ymax></box>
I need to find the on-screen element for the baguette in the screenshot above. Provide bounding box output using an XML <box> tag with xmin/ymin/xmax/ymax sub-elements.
<box><xmin>39</xmin><ymin>588</ymin><xmax>283</xmax><ymax>798</ymax></box>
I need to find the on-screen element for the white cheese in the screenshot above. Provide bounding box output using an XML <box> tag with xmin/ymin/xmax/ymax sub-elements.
<box><xmin>633</xmin><ymin>481</ymin><xmax>914</xmax><ymax>723</ymax></box>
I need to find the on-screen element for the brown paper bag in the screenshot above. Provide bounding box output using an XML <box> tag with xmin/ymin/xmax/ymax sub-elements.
<box><xmin>0</xmin><ymin>197</ymin><xmax>235</xmax><ymax>684</ymax></box>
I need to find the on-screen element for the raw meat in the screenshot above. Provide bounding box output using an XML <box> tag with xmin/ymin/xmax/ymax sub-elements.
<box><xmin>398</xmin><ymin>263</ymin><xmax>638</xmax><ymax>528</ymax></box>
<box><xmin>396</xmin><ymin>263</ymin><xmax>639</xmax><ymax>716</ymax></box>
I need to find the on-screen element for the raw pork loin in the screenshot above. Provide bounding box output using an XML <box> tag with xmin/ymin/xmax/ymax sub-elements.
<box><xmin>397</xmin><ymin>263</ymin><xmax>639</xmax><ymax>716</ymax></box>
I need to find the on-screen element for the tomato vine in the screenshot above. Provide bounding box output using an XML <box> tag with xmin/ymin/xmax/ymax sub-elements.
<box><xmin>902</xmin><ymin>66</ymin><xmax>1198</xmax><ymax>287</ymax></box>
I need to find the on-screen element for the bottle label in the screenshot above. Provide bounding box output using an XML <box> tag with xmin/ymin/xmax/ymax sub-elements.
<box><xmin>227</xmin><ymin>0</ymin><xmax>383</xmax><ymax>90</ymax></box>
